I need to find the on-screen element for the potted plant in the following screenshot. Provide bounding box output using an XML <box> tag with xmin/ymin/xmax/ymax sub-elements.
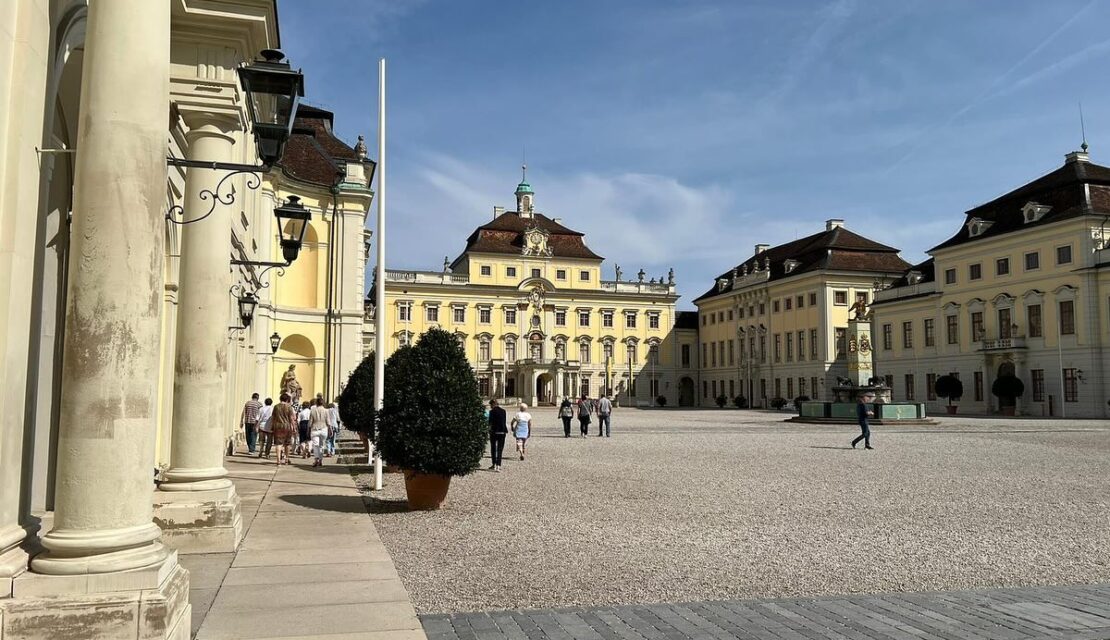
<box><xmin>770</xmin><ymin>397</ymin><xmax>788</xmax><ymax>410</ymax></box>
<box><xmin>376</xmin><ymin>328</ymin><xmax>488</xmax><ymax>510</ymax></box>
<box><xmin>793</xmin><ymin>395</ymin><xmax>811</xmax><ymax>410</ymax></box>
<box><xmin>733</xmin><ymin>395</ymin><xmax>748</xmax><ymax>409</ymax></box>
<box><xmin>934</xmin><ymin>374</ymin><xmax>963</xmax><ymax>414</ymax></box>
<box><xmin>656</xmin><ymin>395</ymin><xmax>667</xmax><ymax>407</ymax></box>
<box><xmin>338</xmin><ymin>352</ymin><xmax>376</xmax><ymax>448</ymax></box>
<box><xmin>715</xmin><ymin>393</ymin><xmax>728</xmax><ymax>408</ymax></box>
<box><xmin>991</xmin><ymin>375</ymin><xmax>1024</xmax><ymax>417</ymax></box>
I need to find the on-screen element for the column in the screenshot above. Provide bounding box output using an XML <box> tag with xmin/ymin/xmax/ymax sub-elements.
<box><xmin>153</xmin><ymin>110</ymin><xmax>243</xmax><ymax>553</ymax></box>
<box><xmin>3</xmin><ymin>1</ymin><xmax>191</xmax><ymax>638</ymax></box>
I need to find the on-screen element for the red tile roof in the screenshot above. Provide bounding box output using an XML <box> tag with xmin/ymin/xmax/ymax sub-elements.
<box><xmin>452</xmin><ymin>212</ymin><xmax>603</xmax><ymax>267</ymax></box>
<box><xmin>277</xmin><ymin>104</ymin><xmax>375</xmax><ymax>187</ymax></box>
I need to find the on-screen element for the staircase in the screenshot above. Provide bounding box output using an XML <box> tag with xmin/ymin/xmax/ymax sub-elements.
<box><xmin>336</xmin><ymin>428</ymin><xmax>370</xmax><ymax>465</ymax></box>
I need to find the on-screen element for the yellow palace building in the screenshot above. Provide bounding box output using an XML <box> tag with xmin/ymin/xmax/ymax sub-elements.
<box><xmin>367</xmin><ymin>172</ymin><xmax>696</xmax><ymax>407</ymax></box>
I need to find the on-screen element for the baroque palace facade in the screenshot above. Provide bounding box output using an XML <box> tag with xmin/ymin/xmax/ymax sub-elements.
<box><xmin>1</xmin><ymin>1</ymin><xmax>371</xmax><ymax>637</ymax></box>
<box><xmin>366</xmin><ymin>175</ymin><xmax>697</xmax><ymax>407</ymax></box>
<box><xmin>872</xmin><ymin>148</ymin><xmax>1110</xmax><ymax>418</ymax></box>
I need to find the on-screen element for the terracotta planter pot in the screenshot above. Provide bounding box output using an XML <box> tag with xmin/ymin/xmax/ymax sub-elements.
<box><xmin>403</xmin><ymin>471</ymin><xmax>451</xmax><ymax>510</ymax></box>
<box><xmin>945</xmin><ymin>405</ymin><xmax>958</xmax><ymax>415</ymax></box>
<box><xmin>999</xmin><ymin>406</ymin><xmax>1016</xmax><ymax>416</ymax></box>
<box><xmin>384</xmin><ymin>464</ymin><xmax>403</xmax><ymax>474</ymax></box>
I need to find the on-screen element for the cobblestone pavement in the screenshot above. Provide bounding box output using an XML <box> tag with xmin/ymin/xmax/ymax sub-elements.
<box><xmin>359</xmin><ymin>409</ymin><xmax>1110</xmax><ymax>615</ymax></box>
<box><xmin>422</xmin><ymin>583</ymin><xmax>1110</xmax><ymax>640</ymax></box>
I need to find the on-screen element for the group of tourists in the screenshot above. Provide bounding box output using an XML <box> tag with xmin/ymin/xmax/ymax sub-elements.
<box><xmin>485</xmin><ymin>395</ymin><xmax>616</xmax><ymax>471</ymax></box>
<box><xmin>240</xmin><ymin>393</ymin><xmax>340</xmax><ymax>467</ymax></box>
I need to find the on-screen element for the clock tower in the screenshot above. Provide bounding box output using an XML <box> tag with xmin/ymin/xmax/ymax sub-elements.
<box><xmin>515</xmin><ymin>164</ymin><xmax>535</xmax><ymax>219</ymax></box>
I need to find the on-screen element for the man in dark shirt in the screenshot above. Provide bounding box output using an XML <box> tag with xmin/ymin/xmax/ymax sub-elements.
<box><xmin>488</xmin><ymin>399</ymin><xmax>508</xmax><ymax>471</ymax></box>
<box><xmin>851</xmin><ymin>392</ymin><xmax>875</xmax><ymax>450</ymax></box>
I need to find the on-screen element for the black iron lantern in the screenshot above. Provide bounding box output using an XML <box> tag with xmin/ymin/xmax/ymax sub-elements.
<box><xmin>238</xmin><ymin>49</ymin><xmax>305</xmax><ymax>166</ymax></box>
<box><xmin>275</xmin><ymin>195</ymin><xmax>311</xmax><ymax>263</ymax></box>
<box><xmin>237</xmin><ymin>290</ymin><xmax>257</xmax><ymax>328</ymax></box>
<box><xmin>270</xmin><ymin>332</ymin><xmax>281</xmax><ymax>354</ymax></box>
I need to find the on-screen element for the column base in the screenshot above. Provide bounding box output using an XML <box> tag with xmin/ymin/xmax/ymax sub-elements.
<box><xmin>1</xmin><ymin>552</ymin><xmax>190</xmax><ymax>639</ymax></box>
<box><xmin>153</xmin><ymin>484</ymin><xmax>242</xmax><ymax>554</ymax></box>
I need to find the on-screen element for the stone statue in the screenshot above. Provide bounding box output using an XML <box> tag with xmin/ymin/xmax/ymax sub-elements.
<box><xmin>615</xmin><ymin>264</ymin><xmax>622</xmax><ymax>281</ymax></box>
<box><xmin>354</xmin><ymin>135</ymin><xmax>367</xmax><ymax>160</ymax></box>
<box><xmin>668</xmin><ymin>268</ymin><xmax>675</xmax><ymax>285</ymax></box>
<box><xmin>849</xmin><ymin>298</ymin><xmax>871</xmax><ymax>321</ymax></box>
<box><xmin>442</xmin><ymin>256</ymin><xmax>450</xmax><ymax>273</ymax></box>
<box><xmin>280</xmin><ymin>364</ymin><xmax>302</xmax><ymax>405</ymax></box>
<box><xmin>637</xmin><ymin>268</ymin><xmax>645</xmax><ymax>282</ymax></box>
<box><xmin>649</xmin><ymin>277</ymin><xmax>657</xmax><ymax>284</ymax></box>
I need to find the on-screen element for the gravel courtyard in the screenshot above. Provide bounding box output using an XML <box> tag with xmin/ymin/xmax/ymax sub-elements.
<box><xmin>355</xmin><ymin>409</ymin><xmax>1110</xmax><ymax>615</ymax></box>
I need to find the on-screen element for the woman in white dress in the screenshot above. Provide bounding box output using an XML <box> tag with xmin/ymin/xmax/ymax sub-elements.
<box><xmin>510</xmin><ymin>403</ymin><xmax>532</xmax><ymax>461</ymax></box>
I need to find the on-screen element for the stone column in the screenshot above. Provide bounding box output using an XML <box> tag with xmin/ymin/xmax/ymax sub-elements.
<box><xmin>154</xmin><ymin>111</ymin><xmax>243</xmax><ymax>553</ymax></box>
<box><xmin>3</xmin><ymin>1</ymin><xmax>191</xmax><ymax>638</ymax></box>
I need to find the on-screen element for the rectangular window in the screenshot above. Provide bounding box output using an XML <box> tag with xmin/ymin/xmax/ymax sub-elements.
<box><xmin>1059</xmin><ymin>300</ymin><xmax>1075</xmax><ymax>335</ymax></box>
<box><xmin>1031</xmin><ymin>369</ymin><xmax>1045</xmax><ymax>402</ymax></box>
<box><xmin>774</xmin><ymin>378</ymin><xmax>781</xmax><ymax>399</ymax></box>
<box><xmin>506</xmin><ymin>266</ymin><xmax>517</xmax><ymax>278</ymax></box>
<box><xmin>796</xmin><ymin>295</ymin><xmax>805</xmax><ymax>309</ymax></box>
<box><xmin>478</xmin><ymin>376</ymin><xmax>490</xmax><ymax>397</ymax></box>
<box><xmin>924</xmin><ymin>318</ymin><xmax>935</xmax><ymax>347</ymax></box>
<box><xmin>797</xmin><ymin>331</ymin><xmax>805</xmax><ymax>361</ymax></box>
<box><xmin>833</xmin><ymin>291</ymin><xmax>848</xmax><ymax>305</ymax></box>
<box><xmin>969</xmin><ymin>263</ymin><xmax>982</xmax><ymax>280</ymax></box>
<box><xmin>971</xmin><ymin>311</ymin><xmax>984</xmax><ymax>341</ymax></box>
<box><xmin>728</xmin><ymin>379</ymin><xmax>734</xmax><ymax>398</ymax></box>
<box><xmin>810</xmin><ymin>329</ymin><xmax>818</xmax><ymax>358</ymax></box>
<box><xmin>531</xmin><ymin>268</ymin><xmax>541</xmax><ymax>279</ymax></box>
<box><xmin>1024</xmin><ymin>251</ymin><xmax>1040</xmax><ymax>271</ymax></box>
<box><xmin>727</xmin><ymin>340</ymin><xmax>734</xmax><ymax>366</ymax></box>
<box><xmin>787</xmin><ymin>378</ymin><xmax>794</xmax><ymax>399</ymax></box>
<box><xmin>581</xmin><ymin>376</ymin><xmax>591</xmax><ymax>398</ymax></box>
<box><xmin>578</xmin><ymin>310</ymin><xmax>590</xmax><ymax>327</ymax></box>
<box><xmin>651</xmin><ymin>378</ymin><xmax>660</xmax><ymax>398</ymax></box>
<box><xmin>478</xmin><ymin>341</ymin><xmax>490</xmax><ymax>362</ymax></box>
<box><xmin>712</xmin><ymin>380</ymin><xmax>717</xmax><ymax>399</ymax></box>
<box><xmin>703</xmin><ymin>380</ymin><xmax>708</xmax><ymax>399</ymax></box>
<box><xmin>426</xmin><ymin>306</ymin><xmax>439</xmax><ymax>323</ymax></box>
<box><xmin>625</xmin><ymin>312</ymin><xmax>637</xmax><ymax>329</ymax></box>
<box><xmin>479</xmin><ymin>307</ymin><xmax>491</xmax><ymax>324</ymax></box>
<box><xmin>926</xmin><ymin>373</ymin><xmax>937</xmax><ymax>401</ymax></box>
<box><xmin>738</xmin><ymin>307</ymin><xmax>745</xmax><ymax>319</ymax></box>
<box><xmin>835</xmin><ymin>328</ymin><xmax>846</xmax><ymax>355</ymax></box>
<box><xmin>681</xmin><ymin>344</ymin><xmax>691</xmax><ymax>368</ymax></box>
<box><xmin>702</xmin><ymin>315</ymin><xmax>706</xmax><ymax>327</ymax></box>
<box><xmin>480</xmin><ymin>265</ymin><xmax>491</xmax><ymax>276</ymax></box>
<box><xmin>773</xmin><ymin>300</ymin><xmax>781</xmax><ymax>313</ymax></box>
<box><xmin>555</xmin><ymin>310</ymin><xmax>566</xmax><ymax>326</ymax></box>
<box><xmin>711</xmin><ymin>342</ymin><xmax>717</xmax><ymax>367</ymax></box>
<box><xmin>774</xmin><ymin>334</ymin><xmax>782</xmax><ymax>362</ymax></box>
<box><xmin>453</xmin><ymin>306</ymin><xmax>465</xmax><ymax>323</ymax></box>
<box><xmin>580</xmin><ymin>270</ymin><xmax>590</xmax><ymax>281</ymax></box>
<box><xmin>759</xmin><ymin>335</ymin><xmax>766</xmax><ymax>363</ymax></box>
<box><xmin>799</xmin><ymin>377</ymin><xmax>807</xmax><ymax>396</ymax></box>
<box><xmin>760</xmin><ymin>378</ymin><xmax>767</xmax><ymax>399</ymax></box>
<box><xmin>505</xmin><ymin>308</ymin><xmax>517</xmax><ymax>324</ymax></box>
<box><xmin>758</xmin><ymin>303</ymin><xmax>765</xmax><ymax>315</ymax></box>
<box><xmin>556</xmin><ymin>269</ymin><xmax>567</xmax><ymax>280</ymax></box>
<box><xmin>603</xmin><ymin>342</ymin><xmax>613</xmax><ymax>362</ymax></box>
<box><xmin>579</xmin><ymin>342</ymin><xmax>590</xmax><ymax>364</ymax></box>
<box><xmin>603</xmin><ymin>311</ymin><xmax>614</xmax><ymax>328</ymax></box>
<box><xmin>784</xmin><ymin>298</ymin><xmax>792</xmax><ymax>311</ymax></box>
<box><xmin>902</xmin><ymin>321</ymin><xmax>913</xmax><ymax>349</ymax></box>
<box><xmin>1027</xmin><ymin>304</ymin><xmax>1042</xmax><ymax>338</ymax></box>
<box><xmin>727</xmin><ymin>309</ymin><xmax>733</xmax><ymax>321</ymax></box>
<box><xmin>785</xmin><ymin>333</ymin><xmax>793</xmax><ymax>362</ymax></box>
<box><xmin>505</xmin><ymin>340</ymin><xmax>516</xmax><ymax>361</ymax></box>
<box><xmin>627</xmin><ymin>343</ymin><xmax>638</xmax><ymax>365</ymax></box>
<box><xmin>944</xmin><ymin>268</ymin><xmax>956</xmax><ymax>285</ymax></box>
<box><xmin>1056</xmin><ymin>245</ymin><xmax>1073</xmax><ymax>265</ymax></box>
<box><xmin>998</xmin><ymin>308</ymin><xmax>1012</xmax><ymax>339</ymax></box>
<box><xmin>648</xmin><ymin>314</ymin><xmax>660</xmax><ymax>329</ymax></box>
<box><xmin>702</xmin><ymin>344</ymin><xmax>707</xmax><ymax>368</ymax></box>
<box><xmin>996</xmin><ymin>258</ymin><xmax>1009</xmax><ymax>276</ymax></box>
<box><xmin>1064</xmin><ymin>368</ymin><xmax>1078</xmax><ymax>402</ymax></box>
<box><xmin>809</xmin><ymin>293</ymin><xmax>817</xmax><ymax>306</ymax></box>
<box><xmin>718</xmin><ymin>342</ymin><xmax>725</xmax><ymax>366</ymax></box>
<box><xmin>398</xmin><ymin>304</ymin><xmax>411</xmax><ymax>322</ymax></box>
<box><xmin>974</xmin><ymin>371</ymin><xmax>984</xmax><ymax>401</ymax></box>
<box><xmin>856</xmin><ymin>291</ymin><xmax>869</xmax><ymax>306</ymax></box>
<box><xmin>882</xmin><ymin>324</ymin><xmax>892</xmax><ymax>350</ymax></box>
<box><xmin>810</xmin><ymin>377</ymin><xmax>818</xmax><ymax>399</ymax></box>
<box><xmin>946</xmin><ymin>315</ymin><xmax>958</xmax><ymax>345</ymax></box>
<box><xmin>904</xmin><ymin>374</ymin><xmax>915</xmax><ymax>401</ymax></box>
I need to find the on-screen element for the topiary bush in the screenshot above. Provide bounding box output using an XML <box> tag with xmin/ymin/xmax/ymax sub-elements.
<box><xmin>715</xmin><ymin>393</ymin><xmax>728</xmax><ymax>408</ymax></box>
<box><xmin>733</xmin><ymin>395</ymin><xmax>748</xmax><ymax>409</ymax></box>
<box><xmin>770</xmin><ymin>397</ymin><xmax>788</xmax><ymax>410</ymax></box>
<box><xmin>375</xmin><ymin>328</ymin><xmax>487</xmax><ymax>476</ymax></box>
<box><xmin>338</xmin><ymin>352</ymin><xmax>376</xmax><ymax>440</ymax></box>
<box><xmin>793</xmin><ymin>395</ymin><xmax>811</xmax><ymax>409</ymax></box>
<box><xmin>991</xmin><ymin>375</ymin><xmax>1025</xmax><ymax>400</ymax></box>
<box><xmin>656</xmin><ymin>395</ymin><xmax>667</xmax><ymax>407</ymax></box>
<box><xmin>934</xmin><ymin>374</ymin><xmax>963</xmax><ymax>408</ymax></box>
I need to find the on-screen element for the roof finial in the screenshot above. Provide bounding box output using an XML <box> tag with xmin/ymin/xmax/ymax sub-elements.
<box><xmin>1080</xmin><ymin>102</ymin><xmax>1089</xmax><ymax>152</ymax></box>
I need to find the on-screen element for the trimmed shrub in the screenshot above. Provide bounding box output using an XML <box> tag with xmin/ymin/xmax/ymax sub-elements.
<box><xmin>934</xmin><ymin>375</ymin><xmax>963</xmax><ymax>407</ymax></box>
<box><xmin>715</xmin><ymin>393</ymin><xmax>728</xmax><ymax>408</ymax></box>
<box><xmin>991</xmin><ymin>375</ymin><xmax>1025</xmax><ymax>400</ymax></box>
<box><xmin>770</xmin><ymin>397</ymin><xmax>788</xmax><ymax>410</ymax></box>
<box><xmin>793</xmin><ymin>395</ymin><xmax>811</xmax><ymax>409</ymax></box>
<box><xmin>656</xmin><ymin>395</ymin><xmax>667</xmax><ymax>407</ymax></box>
<box><xmin>733</xmin><ymin>395</ymin><xmax>748</xmax><ymax>409</ymax></box>
<box><xmin>337</xmin><ymin>352</ymin><xmax>376</xmax><ymax>439</ymax></box>
<box><xmin>375</xmin><ymin>328</ymin><xmax>488</xmax><ymax>476</ymax></box>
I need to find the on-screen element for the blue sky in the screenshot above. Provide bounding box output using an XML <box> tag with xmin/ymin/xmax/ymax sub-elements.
<box><xmin>278</xmin><ymin>0</ymin><xmax>1110</xmax><ymax>308</ymax></box>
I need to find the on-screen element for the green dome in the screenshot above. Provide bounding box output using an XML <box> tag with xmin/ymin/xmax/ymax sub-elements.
<box><xmin>515</xmin><ymin>181</ymin><xmax>533</xmax><ymax>195</ymax></box>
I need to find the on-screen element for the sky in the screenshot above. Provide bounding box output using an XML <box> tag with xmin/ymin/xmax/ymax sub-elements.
<box><xmin>277</xmin><ymin>0</ymin><xmax>1110</xmax><ymax>309</ymax></box>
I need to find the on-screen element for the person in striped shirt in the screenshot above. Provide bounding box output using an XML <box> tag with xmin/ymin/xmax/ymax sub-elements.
<box><xmin>241</xmin><ymin>393</ymin><xmax>262</xmax><ymax>454</ymax></box>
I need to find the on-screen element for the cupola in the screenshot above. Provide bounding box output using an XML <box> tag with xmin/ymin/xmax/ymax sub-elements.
<box><xmin>516</xmin><ymin>164</ymin><xmax>535</xmax><ymax>219</ymax></box>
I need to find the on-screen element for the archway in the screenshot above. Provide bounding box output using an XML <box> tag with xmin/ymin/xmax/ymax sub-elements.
<box><xmin>536</xmin><ymin>373</ymin><xmax>554</xmax><ymax>405</ymax></box>
<box><xmin>996</xmin><ymin>361</ymin><xmax>1017</xmax><ymax>409</ymax></box>
<box><xmin>276</xmin><ymin>334</ymin><xmax>317</xmax><ymax>404</ymax></box>
<box><xmin>678</xmin><ymin>377</ymin><xmax>695</xmax><ymax>407</ymax></box>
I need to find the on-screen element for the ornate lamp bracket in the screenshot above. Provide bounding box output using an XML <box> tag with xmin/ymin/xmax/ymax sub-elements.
<box><xmin>165</xmin><ymin>158</ymin><xmax>268</xmax><ymax>226</ymax></box>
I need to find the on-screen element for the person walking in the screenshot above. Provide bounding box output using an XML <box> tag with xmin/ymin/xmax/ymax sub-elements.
<box><xmin>851</xmin><ymin>392</ymin><xmax>875</xmax><ymax>450</ymax></box>
<box><xmin>326</xmin><ymin>400</ymin><xmax>340</xmax><ymax>457</ymax></box>
<box><xmin>597</xmin><ymin>394</ymin><xmax>613</xmax><ymax>437</ymax></box>
<box><xmin>576</xmin><ymin>394</ymin><xmax>593</xmax><ymax>437</ymax></box>
<box><xmin>309</xmin><ymin>397</ymin><xmax>330</xmax><ymax>467</ymax></box>
<box><xmin>271</xmin><ymin>393</ymin><xmax>297</xmax><ymax>466</ymax></box>
<box><xmin>241</xmin><ymin>393</ymin><xmax>262</xmax><ymax>454</ymax></box>
<box><xmin>511</xmin><ymin>403</ymin><xmax>532</xmax><ymax>461</ymax></box>
<box><xmin>558</xmin><ymin>398</ymin><xmax>573</xmax><ymax>437</ymax></box>
<box><xmin>296</xmin><ymin>403</ymin><xmax>312</xmax><ymax>458</ymax></box>
<box><xmin>488</xmin><ymin>399</ymin><xmax>508</xmax><ymax>471</ymax></box>
<box><xmin>256</xmin><ymin>397</ymin><xmax>274</xmax><ymax>458</ymax></box>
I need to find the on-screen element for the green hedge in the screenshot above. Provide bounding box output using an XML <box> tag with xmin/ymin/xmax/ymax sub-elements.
<box><xmin>338</xmin><ymin>352</ymin><xmax>376</xmax><ymax>439</ymax></box>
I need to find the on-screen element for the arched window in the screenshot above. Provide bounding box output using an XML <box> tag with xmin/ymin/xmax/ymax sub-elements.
<box><xmin>579</xmin><ymin>340</ymin><xmax>590</xmax><ymax>364</ymax></box>
<box><xmin>626</xmin><ymin>343</ymin><xmax>637</xmax><ymax>365</ymax></box>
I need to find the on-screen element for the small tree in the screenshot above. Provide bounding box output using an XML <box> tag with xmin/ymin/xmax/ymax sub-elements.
<box><xmin>733</xmin><ymin>395</ymin><xmax>748</xmax><ymax>409</ymax></box>
<box><xmin>715</xmin><ymin>393</ymin><xmax>728</xmax><ymax>408</ymax></box>
<box><xmin>338</xmin><ymin>352</ymin><xmax>376</xmax><ymax>440</ymax></box>
<box><xmin>793</xmin><ymin>395</ymin><xmax>811</xmax><ymax>409</ymax></box>
<box><xmin>376</xmin><ymin>328</ymin><xmax>487</xmax><ymax>476</ymax></box>
<box><xmin>991</xmin><ymin>375</ymin><xmax>1025</xmax><ymax>403</ymax></box>
<box><xmin>770</xmin><ymin>397</ymin><xmax>788</xmax><ymax>409</ymax></box>
<box><xmin>934</xmin><ymin>375</ymin><xmax>963</xmax><ymax>409</ymax></box>
<box><xmin>656</xmin><ymin>395</ymin><xmax>667</xmax><ymax>407</ymax></box>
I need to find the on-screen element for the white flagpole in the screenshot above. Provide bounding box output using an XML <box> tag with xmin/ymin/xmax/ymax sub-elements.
<box><xmin>373</xmin><ymin>58</ymin><xmax>386</xmax><ymax>490</ymax></box>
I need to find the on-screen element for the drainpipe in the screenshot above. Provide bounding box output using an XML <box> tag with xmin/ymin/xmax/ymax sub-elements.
<box><xmin>323</xmin><ymin>185</ymin><xmax>340</xmax><ymax>400</ymax></box>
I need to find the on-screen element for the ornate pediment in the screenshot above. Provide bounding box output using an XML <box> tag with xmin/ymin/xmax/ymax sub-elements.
<box><xmin>521</xmin><ymin>226</ymin><xmax>552</xmax><ymax>257</ymax></box>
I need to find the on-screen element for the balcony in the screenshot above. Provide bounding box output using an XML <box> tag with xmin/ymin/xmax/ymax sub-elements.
<box><xmin>979</xmin><ymin>337</ymin><xmax>1026</xmax><ymax>352</ymax></box>
<box><xmin>385</xmin><ymin>270</ymin><xmax>469</xmax><ymax>285</ymax></box>
<box><xmin>600</xmin><ymin>280</ymin><xmax>675</xmax><ymax>295</ymax></box>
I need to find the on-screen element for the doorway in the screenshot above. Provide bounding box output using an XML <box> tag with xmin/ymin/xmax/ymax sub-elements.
<box><xmin>535</xmin><ymin>373</ymin><xmax>553</xmax><ymax>405</ymax></box>
<box><xmin>678</xmin><ymin>377</ymin><xmax>695</xmax><ymax>406</ymax></box>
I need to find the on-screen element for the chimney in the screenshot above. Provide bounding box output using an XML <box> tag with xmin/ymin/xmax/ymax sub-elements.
<box><xmin>553</xmin><ymin>217</ymin><xmax>562</xmax><ymax>225</ymax></box>
<box><xmin>493</xmin><ymin>206</ymin><xmax>505</xmax><ymax>220</ymax></box>
<box><xmin>826</xmin><ymin>219</ymin><xmax>844</xmax><ymax>231</ymax></box>
<box><xmin>754</xmin><ymin>244</ymin><xmax>770</xmax><ymax>255</ymax></box>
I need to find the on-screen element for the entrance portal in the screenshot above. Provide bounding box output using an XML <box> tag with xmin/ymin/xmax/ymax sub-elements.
<box><xmin>535</xmin><ymin>373</ymin><xmax>554</xmax><ymax>405</ymax></box>
<box><xmin>679</xmin><ymin>377</ymin><xmax>695</xmax><ymax>406</ymax></box>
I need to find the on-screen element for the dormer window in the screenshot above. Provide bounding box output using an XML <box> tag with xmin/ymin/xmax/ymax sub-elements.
<box><xmin>783</xmin><ymin>259</ymin><xmax>800</xmax><ymax>274</ymax></box>
<box><xmin>966</xmin><ymin>217</ymin><xmax>994</xmax><ymax>238</ymax></box>
<box><xmin>717</xmin><ymin>278</ymin><xmax>728</xmax><ymax>291</ymax></box>
<box><xmin>906</xmin><ymin>271</ymin><xmax>923</xmax><ymax>285</ymax></box>
<box><xmin>1022</xmin><ymin>202</ymin><xmax>1051</xmax><ymax>224</ymax></box>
